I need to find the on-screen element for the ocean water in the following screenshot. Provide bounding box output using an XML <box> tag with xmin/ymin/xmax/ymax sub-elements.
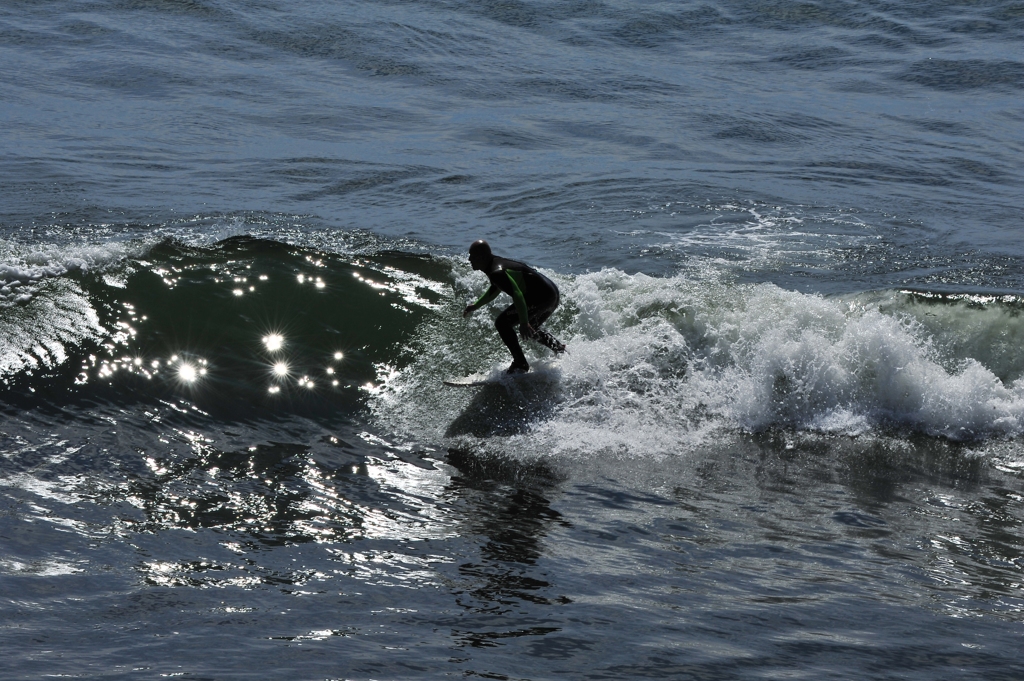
<box><xmin>2</xmin><ymin>0</ymin><xmax>1024</xmax><ymax>678</ymax></box>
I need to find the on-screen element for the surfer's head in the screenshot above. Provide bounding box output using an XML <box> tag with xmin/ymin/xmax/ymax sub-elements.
<box><xmin>468</xmin><ymin>239</ymin><xmax>492</xmax><ymax>270</ymax></box>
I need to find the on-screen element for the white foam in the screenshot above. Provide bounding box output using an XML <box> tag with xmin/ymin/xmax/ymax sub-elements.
<box><xmin>0</xmin><ymin>238</ymin><xmax>146</xmax><ymax>307</ymax></box>
<box><xmin>649</xmin><ymin>201</ymin><xmax>873</xmax><ymax>273</ymax></box>
<box><xmin>375</xmin><ymin>267</ymin><xmax>1024</xmax><ymax>459</ymax></box>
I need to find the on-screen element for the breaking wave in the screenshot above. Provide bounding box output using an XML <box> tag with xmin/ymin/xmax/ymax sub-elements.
<box><xmin>377</xmin><ymin>268</ymin><xmax>1024</xmax><ymax>457</ymax></box>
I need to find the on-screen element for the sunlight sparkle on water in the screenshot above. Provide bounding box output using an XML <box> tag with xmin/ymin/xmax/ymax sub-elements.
<box><xmin>273</xmin><ymin>362</ymin><xmax>289</xmax><ymax>377</ymax></box>
<box><xmin>178</xmin><ymin>363</ymin><xmax>198</xmax><ymax>383</ymax></box>
<box><xmin>263</xmin><ymin>334</ymin><xmax>284</xmax><ymax>352</ymax></box>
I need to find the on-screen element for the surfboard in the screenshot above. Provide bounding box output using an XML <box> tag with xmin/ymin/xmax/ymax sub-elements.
<box><xmin>443</xmin><ymin>369</ymin><xmax>557</xmax><ymax>387</ymax></box>
<box><xmin>443</xmin><ymin>373</ymin><xmax>502</xmax><ymax>387</ymax></box>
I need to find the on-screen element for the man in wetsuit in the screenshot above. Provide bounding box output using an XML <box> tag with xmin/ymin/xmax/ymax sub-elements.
<box><xmin>463</xmin><ymin>239</ymin><xmax>566</xmax><ymax>374</ymax></box>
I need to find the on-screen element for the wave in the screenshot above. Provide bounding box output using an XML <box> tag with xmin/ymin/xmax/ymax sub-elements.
<box><xmin>3</xmin><ymin>231</ymin><xmax>1024</xmax><ymax>457</ymax></box>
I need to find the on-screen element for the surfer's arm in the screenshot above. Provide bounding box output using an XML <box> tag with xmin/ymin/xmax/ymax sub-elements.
<box><xmin>505</xmin><ymin>270</ymin><xmax>532</xmax><ymax>327</ymax></box>
<box><xmin>464</xmin><ymin>284</ymin><xmax>500</xmax><ymax>316</ymax></box>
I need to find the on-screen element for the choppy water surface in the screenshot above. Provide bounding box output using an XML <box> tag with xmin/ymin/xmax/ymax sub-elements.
<box><xmin>2</xmin><ymin>1</ymin><xmax>1023</xmax><ymax>678</ymax></box>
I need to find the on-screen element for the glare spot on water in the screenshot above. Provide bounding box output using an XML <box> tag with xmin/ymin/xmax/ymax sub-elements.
<box><xmin>179</xmin><ymin>363</ymin><xmax>198</xmax><ymax>383</ymax></box>
<box><xmin>263</xmin><ymin>334</ymin><xmax>284</xmax><ymax>352</ymax></box>
<box><xmin>273</xmin><ymin>362</ymin><xmax>289</xmax><ymax>377</ymax></box>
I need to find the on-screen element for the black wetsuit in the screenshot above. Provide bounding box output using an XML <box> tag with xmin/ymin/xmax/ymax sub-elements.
<box><xmin>471</xmin><ymin>256</ymin><xmax>564</xmax><ymax>367</ymax></box>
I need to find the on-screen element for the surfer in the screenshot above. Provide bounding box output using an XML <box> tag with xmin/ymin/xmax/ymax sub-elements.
<box><xmin>462</xmin><ymin>239</ymin><xmax>566</xmax><ymax>374</ymax></box>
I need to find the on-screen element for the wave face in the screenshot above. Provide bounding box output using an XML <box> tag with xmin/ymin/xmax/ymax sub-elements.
<box><xmin>0</xmin><ymin>235</ymin><xmax>448</xmax><ymax>423</ymax></box>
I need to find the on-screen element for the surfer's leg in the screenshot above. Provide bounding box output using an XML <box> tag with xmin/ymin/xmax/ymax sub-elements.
<box><xmin>495</xmin><ymin>305</ymin><xmax>529</xmax><ymax>372</ymax></box>
<box><xmin>527</xmin><ymin>293</ymin><xmax>566</xmax><ymax>354</ymax></box>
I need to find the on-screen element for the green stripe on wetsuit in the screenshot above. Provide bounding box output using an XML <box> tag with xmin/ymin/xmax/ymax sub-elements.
<box><xmin>504</xmin><ymin>269</ymin><xmax>530</xmax><ymax>324</ymax></box>
<box><xmin>472</xmin><ymin>269</ymin><xmax>531</xmax><ymax>325</ymax></box>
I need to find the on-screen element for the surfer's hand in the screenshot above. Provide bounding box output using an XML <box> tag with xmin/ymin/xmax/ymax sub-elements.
<box><xmin>520</xmin><ymin>323</ymin><xmax>536</xmax><ymax>339</ymax></box>
<box><xmin>463</xmin><ymin>304</ymin><xmax>475</xmax><ymax>318</ymax></box>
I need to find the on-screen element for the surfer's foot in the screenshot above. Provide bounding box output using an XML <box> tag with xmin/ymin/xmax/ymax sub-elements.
<box><xmin>506</xmin><ymin>360</ymin><xmax>530</xmax><ymax>375</ymax></box>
